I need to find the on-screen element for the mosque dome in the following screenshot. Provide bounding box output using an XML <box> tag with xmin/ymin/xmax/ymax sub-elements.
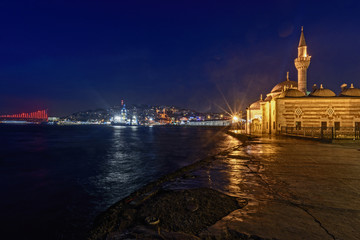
<box><xmin>271</xmin><ymin>80</ymin><xmax>298</xmax><ymax>93</ymax></box>
<box><xmin>339</xmin><ymin>84</ymin><xmax>360</xmax><ymax>97</ymax></box>
<box><xmin>270</xmin><ymin>72</ymin><xmax>298</xmax><ymax>93</ymax></box>
<box><xmin>249</xmin><ymin>100</ymin><xmax>261</xmax><ymax>110</ymax></box>
<box><xmin>309</xmin><ymin>84</ymin><xmax>336</xmax><ymax>97</ymax></box>
<box><xmin>279</xmin><ymin>88</ymin><xmax>305</xmax><ymax>98</ymax></box>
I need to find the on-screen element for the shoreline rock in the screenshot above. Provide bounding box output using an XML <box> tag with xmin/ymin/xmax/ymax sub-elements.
<box><xmin>88</xmin><ymin>132</ymin><xmax>267</xmax><ymax>240</ymax></box>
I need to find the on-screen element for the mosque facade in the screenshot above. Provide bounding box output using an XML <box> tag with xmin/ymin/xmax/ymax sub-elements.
<box><xmin>246</xmin><ymin>28</ymin><xmax>360</xmax><ymax>136</ymax></box>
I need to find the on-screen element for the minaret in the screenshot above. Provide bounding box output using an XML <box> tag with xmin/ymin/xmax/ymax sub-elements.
<box><xmin>294</xmin><ymin>26</ymin><xmax>311</xmax><ymax>94</ymax></box>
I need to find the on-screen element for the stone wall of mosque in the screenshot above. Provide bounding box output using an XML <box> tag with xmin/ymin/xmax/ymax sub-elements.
<box><xmin>260</xmin><ymin>99</ymin><xmax>278</xmax><ymax>134</ymax></box>
<box><xmin>275</xmin><ymin>97</ymin><xmax>360</xmax><ymax>133</ymax></box>
<box><xmin>261</xmin><ymin>101</ymin><xmax>269</xmax><ymax>134</ymax></box>
<box><xmin>246</xmin><ymin>108</ymin><xmax>263</xmax><ymax>134</ymax></box>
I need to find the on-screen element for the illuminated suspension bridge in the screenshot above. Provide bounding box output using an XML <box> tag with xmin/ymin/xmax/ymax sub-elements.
<box><xmin>0</xmin><ymin>110</ymin><xmax>48</xmax><ymax>123</ymax></box>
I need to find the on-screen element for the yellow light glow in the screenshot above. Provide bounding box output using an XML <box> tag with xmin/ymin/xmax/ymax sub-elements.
<box><xmin>232</xmin><ymin>116</ymin><xmax>238</xmax><ymax>122</ymax></box>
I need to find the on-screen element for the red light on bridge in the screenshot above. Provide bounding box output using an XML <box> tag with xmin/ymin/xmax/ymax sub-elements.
<box><xmin>0</xmin><ymin>109</ymin><xmax>48</xmax><ymax>122</ymax></box>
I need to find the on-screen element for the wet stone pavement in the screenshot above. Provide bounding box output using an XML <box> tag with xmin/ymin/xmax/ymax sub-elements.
<box><xmin>163</xmin><ymin>136</ymin><xmax>360</xmax><ymax>240</ymax></box>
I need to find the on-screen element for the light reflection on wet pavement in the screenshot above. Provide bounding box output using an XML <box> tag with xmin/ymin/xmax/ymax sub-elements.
<box><xmin>164</xmin><ymin>136</ymin><xmax>360</xmax><ymax>240</ymax></box>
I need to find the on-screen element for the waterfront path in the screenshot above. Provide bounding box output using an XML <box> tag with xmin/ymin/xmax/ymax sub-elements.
<box><xmin>91</xmin><ymin>136</ymin><xmax>360</xmax><ymax>240</ymax></box>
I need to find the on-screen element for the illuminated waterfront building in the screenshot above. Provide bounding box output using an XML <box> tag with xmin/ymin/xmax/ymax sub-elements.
<box><xmin>111</xmin><ymin>103</ymin><xmax>128</xmax><ymax>125</ymax></box>
<box><xmin>247</xmin><ymin>27</ymin><xmax>360</xmax><ymax>135</ymax></box>
<box><xmin>120</xmin><ymin>104</ymin><xmax>127</xmax><ymax>123</ymax></box>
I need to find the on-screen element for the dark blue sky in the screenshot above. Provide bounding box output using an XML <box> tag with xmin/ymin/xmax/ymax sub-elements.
<box><xmin>1</xmin><ymin>0</ymin><xmax>360</xmax><ymax>116</ymax></box>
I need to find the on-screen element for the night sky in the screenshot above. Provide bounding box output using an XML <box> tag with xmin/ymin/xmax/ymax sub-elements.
<box><xmin>1</xmin><ymin>1</ymin><xmax>360</xmax><ymax>116</ymax></box>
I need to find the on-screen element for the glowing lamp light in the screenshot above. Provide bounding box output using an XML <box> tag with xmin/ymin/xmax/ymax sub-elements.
<box><xmin>232</xmin><ymin>116</ymin><xmax>239</xmax><ymax>122</ymax></box>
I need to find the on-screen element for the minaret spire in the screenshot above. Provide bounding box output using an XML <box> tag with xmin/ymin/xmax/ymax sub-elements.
<box><xmin>295</xmin><ymin>27</ymin><xmax>311</xmax><ymax>94</ymax></box>
<box><xmin>298</xmin><ymin>26</ymin><xmax>306</xmax><ymax>47</ymax></box>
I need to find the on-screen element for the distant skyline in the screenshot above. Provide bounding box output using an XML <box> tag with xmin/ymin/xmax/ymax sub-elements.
<box><xmin>1</xmin><ymin>0</ymin><xmax>360</xmax><ymax>116</ymax></box>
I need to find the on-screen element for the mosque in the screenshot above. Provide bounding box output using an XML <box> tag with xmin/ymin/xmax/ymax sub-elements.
<box><xmin>246</xmin><ymin>27</ymin><xmax>360</xmax><ymax>135</ymax></box>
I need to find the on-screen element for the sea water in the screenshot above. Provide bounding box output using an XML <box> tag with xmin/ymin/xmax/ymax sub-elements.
<box><xmin>0</xmin><ymin>124</ymin><xmax>238</xmax><ymax>239</ymax></box>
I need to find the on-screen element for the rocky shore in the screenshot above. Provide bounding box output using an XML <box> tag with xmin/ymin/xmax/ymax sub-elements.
<box><xmin>88</xmin><ymin>133</ymin><xmax>267</xmax><ymax>240</ymax></box>
<box><xmin>89</xmin><ymin>133</ymin><xmax>360</xmax><ymax>240</ymax></box>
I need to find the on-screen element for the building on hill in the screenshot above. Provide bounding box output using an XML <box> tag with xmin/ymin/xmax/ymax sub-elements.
<box><xmin>247</xmin><ymin>27</ymin><xmax>360</xmax><ymax>138</ymax></box>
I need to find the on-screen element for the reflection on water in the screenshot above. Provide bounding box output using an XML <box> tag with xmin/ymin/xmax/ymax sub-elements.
<box><xmin>201</xmin><ymin>137</ymin><xmax>360</xmax><ymax>240</ymax></box>
<box><xmin>164</xmin><ymin>139</ymin><xmax>272</xmax><ymax>224</ymax></box>
<box><xmin>90</xmin><ymin>126</ymin><xmax>148</xmax><ymax>211</ymax></box>
<box><xmin>244</xmin><ymin>137</ymin><xmax>296</xmax><ymax>160</ymax></box>
<box><xmin>0</xmin><ymin>125</ymin><xmax>238</xmax><ymax>240</ymax></box>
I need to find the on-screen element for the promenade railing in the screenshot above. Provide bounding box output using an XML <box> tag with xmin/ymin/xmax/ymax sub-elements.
<box><xmin>280</xmin><ymin>126</ymin><xmax>360</xmax><ymax>140</ymax></box>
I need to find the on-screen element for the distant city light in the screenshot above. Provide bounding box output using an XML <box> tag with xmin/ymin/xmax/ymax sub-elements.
<box><xmin>232</xmin><ymin>116</ymin><xmax>239</xmax><ymax>122</ymax></box>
